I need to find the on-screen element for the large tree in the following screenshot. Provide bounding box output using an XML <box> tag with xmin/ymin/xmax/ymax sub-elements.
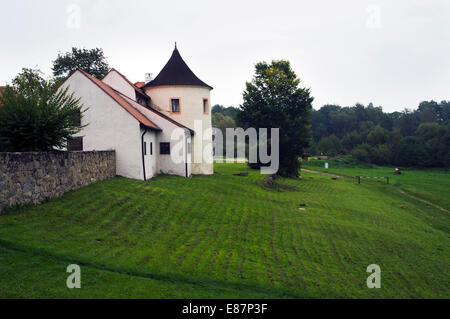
<box><xmin>237</xmin><ymin>60</ymin><xmax>313</xmax><ymax>177</ymax></box>
<box><xmin>52</xmin><ymin>47</ymin><xmax>109</xmax><ymax>80</ymax></box>
<box><xmin>0</xmin><ymin>70</ymin><xmax>85</xmax><ymax>152</ymax></box>
<box><xmin>11</xmin><ymin>68</ymin><xmax>61</xmax><ymax>95</ymax></box>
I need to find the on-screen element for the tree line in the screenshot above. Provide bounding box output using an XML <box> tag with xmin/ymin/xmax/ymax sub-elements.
<box><xmin>309</xmin><ymin>102</ymin><xmax>450</xmax><ymax>167</ymax></box>
<box><xmin>213</xmin><ymin>101</ymin><xmax>450</xmax><ymax>168</ymax></box>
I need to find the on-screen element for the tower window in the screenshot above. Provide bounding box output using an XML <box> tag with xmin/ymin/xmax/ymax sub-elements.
<box><xmin>171</xmin><ymin>98</ymin><xmax>180</xmax><ymax>113</ymax></box>
<box><xmin>203</xmin><ymin>99</ymin><xmax>209</xmax><ymax>114</ymax></box>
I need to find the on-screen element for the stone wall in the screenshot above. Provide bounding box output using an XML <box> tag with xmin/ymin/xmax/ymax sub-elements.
<box><xmin>0</xmin><ymin>151</ymin><xmax>116</xmax><ymax>213</ymax></box>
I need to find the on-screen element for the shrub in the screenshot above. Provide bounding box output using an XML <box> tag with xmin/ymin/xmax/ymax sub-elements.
<box><xmin>318</xmin><ymin>135</ymin><xmax>342</xmax><ymax>157</ymax></box>
<box><xmin>0</xmin><ymin>79</ymin><xmax>85</xmax><ymax>152</ymax></box>
<box><xmin>352</xmin><ymin>144</ymin><xmax>372</xmax><ymax>163</ymax></box>
<box><xmin>393</xmin><ymin>137</ymin><xmax>432</xmax><ymax>167</ymax></box>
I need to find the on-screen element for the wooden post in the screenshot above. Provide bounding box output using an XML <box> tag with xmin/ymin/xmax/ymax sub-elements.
<box><xmin>358</xmin><ymin>176</ymin><xmax>361</xmax><ymax>185</ymax></box>
<box><xmin>387</xmin><ymin>177</ymin><xmax>390</xmax><ymax>185</ymax></box>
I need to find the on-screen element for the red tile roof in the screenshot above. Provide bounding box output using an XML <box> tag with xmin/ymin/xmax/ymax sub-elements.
<box><xmin>74</xmin><ymin>69</ymin><xmax>161</xmax><ymax>131</ymax></box>
<box><xmin>97</xmin><ymin>69</ymin><xmax>194</xmax><ymax>135</ymax></box>
<box><xmin>115</xmin><ymin>90</ymin><xmax>195</xmax><ymax>135</ymax></box>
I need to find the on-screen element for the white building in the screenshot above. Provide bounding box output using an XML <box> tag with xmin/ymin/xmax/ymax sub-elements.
<box><xmin>62</xmin><ymin>45</ymin><xmax>214</xmax><ymax>180</ymax></box>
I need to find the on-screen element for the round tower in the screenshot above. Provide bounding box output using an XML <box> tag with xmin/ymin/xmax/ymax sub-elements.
<box><xmin>143</xmin><ymin>45</ymin><xmax>214</xmax><ymax>175</ymax></box>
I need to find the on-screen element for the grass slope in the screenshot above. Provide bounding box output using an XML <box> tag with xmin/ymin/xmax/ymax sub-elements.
<box><xmin>0</xmin><ymin>163</ymin><xmax>449</xmax><ymax>298</ymax></box>
<box><xmin>304</xmin><ymin>159</ymin><xmax>450</xmax><ymax>211</ymax></box>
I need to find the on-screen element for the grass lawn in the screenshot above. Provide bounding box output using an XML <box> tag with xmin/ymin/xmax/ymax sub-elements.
<box><xmin>303</xmin><ymin>159</ymin><xmax>450</xmax><ymax>211</ymax></box>
<box><xmin>0</xmin><ymin>163</ymin><xmax>449</xmax><ymax>298</ymax></box>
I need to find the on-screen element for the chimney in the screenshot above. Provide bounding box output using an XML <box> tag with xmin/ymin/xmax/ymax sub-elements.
<box><xmin>145</xmin><ymin>73</ymin><xmax>153</xmax><ymax>83</ymax></box>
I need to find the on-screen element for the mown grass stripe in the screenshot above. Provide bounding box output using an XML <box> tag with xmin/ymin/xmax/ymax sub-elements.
<box><xmin>0</xmin><ymin>163</ymin><xmax>448</xmax><ymax>298</ymax></box>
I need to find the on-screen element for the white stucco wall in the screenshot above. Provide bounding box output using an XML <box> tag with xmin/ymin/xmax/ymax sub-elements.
<box><xmin>62</xmin><ymin>71</ymin><xmax>144</xmax><ymax>180</ymax></box>
<box><xmin>102</xmin><ymin>70</ymin><xmax>137</xmax><ymax>100</ymax></box>
<box><xmin>142</xmin><ymin>129</ymin><xmax>157</xmax><ymax>180</ymax></box>
<box><xmin>145</xmin><ymin>85</ymin><xmax>213</xmax><ymax>175</ymax></box>
<box><xmin>155</xmin><ymin>127</ymin><xmax>190</xmax><ymax>177</ymax></box>
<box><xmin>120</xmin><ymin>94</ymin><xmax>192</xmax><ymax>177</ymax></box>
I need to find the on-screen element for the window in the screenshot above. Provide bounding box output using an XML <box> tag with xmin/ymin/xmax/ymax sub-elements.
<box><xmin>73</xmin><ymin>110</ymin><xmax>81</xmax><ymax>126</ymax></box>
<box><xmin>143</xmin><ymin>142</ymin><xmax>147</xmax><ymax>155</ymax></box>
<box><xmin>160</xmin><ymin>142</ymin><xmax>171</xmax><ymax>155</ymax></box>
<box><xmin>67</xmin><ymin>137</ymin><xmax>83</xmax><ymax>151</ymax></box>
<box><xmin>187</xmin><ymin>143</ymin><xmax>191</xmax><ymax>154</ymax></box>
<box><xmin>203</xmin><ymin>99</ymin><xmax>209</xmax><ymax>114</ymax></box>
<box><xmin>150</xmin><ymin>142</ymin><xmax>153</xmax><ymax>155</ymax></box>
<box><xmin>171</xmin><ymin>98</ymin><xmax>180</xmax><ymax>113</ymax></box>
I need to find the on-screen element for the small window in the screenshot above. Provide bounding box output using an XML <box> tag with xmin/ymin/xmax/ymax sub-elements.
<box><xmin>171</xmin><ymin>99</ymin><xmax>180</xmax><ymax>113</ymax></box>
<box><xmin>74</xmin><ymin>110</ymin><xmax>82</xmax><ymax>126</ymax></box>
<box><xmin>144</xmin><ymin>142</ymin><xmax>147</xmax><ymax>155</ymax></box>
<box><xmin>203</xmin><ymin>99</ymin><xmax>209</xmax><ymax>114</ymax></box>
<box><xmin>67</xmin><ymin>137</ymin><xmax>83</xmax><ymax>151</ymax></box>
<box><xmin>150</xmin><ymin>142</ymin><xmax>153</xmax><ymax>155</ymax></box>
<box><xmin>160</xmin><ymin>142</ymin><xmax>170</xmax><ymax>155</ymax></box>
<box><xmin>187</xmin><ymin>143</ymin><xmax>191</xmax><ymax>154</ymax></box>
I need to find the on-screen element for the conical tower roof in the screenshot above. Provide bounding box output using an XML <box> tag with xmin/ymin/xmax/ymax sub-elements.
<box><xmin>145</xmin><ymin>45</ymin><xmax>213</xmax><ymax>90</ymax></box>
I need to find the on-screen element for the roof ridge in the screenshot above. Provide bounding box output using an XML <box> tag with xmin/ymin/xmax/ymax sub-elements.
<box><xmin>102</xmin><ymin>68</ymin><xmax>149</xmax><ymax>97</ymax></box>
<box><xmin>111</xmin><ymin>89</ymin><xmax>161</xmax><ymax>131</ymax></box>
<box><xmin>114</xmin><ymin>89</ymin><xmax>194</xmax><ymax>134</ymax></box>
<box><xmin>75</xmin><ymin>69</ymin><xmax>161</xmax><ymax>131</ymax></box>
<box><xmin>109</xmin><ymin>88</ymin><xmax>163</xmax><ymax>130</ymax></box>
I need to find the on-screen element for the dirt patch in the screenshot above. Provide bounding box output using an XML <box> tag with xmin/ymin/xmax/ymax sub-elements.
<box><xmin>233</xmin><ymin>172</ymin><xmax>249</xmax><ymax>177</ymax></box>
<box><xmin>263</xmin><ymin>175</ymin><xmax>297</xmax><ymax>192</ymax></box>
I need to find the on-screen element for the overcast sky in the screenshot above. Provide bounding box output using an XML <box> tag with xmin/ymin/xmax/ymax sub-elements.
<box><xmin>1</xmin><ymin>0</ymin><xmax>449</xmax><ymax>112</ymax></box>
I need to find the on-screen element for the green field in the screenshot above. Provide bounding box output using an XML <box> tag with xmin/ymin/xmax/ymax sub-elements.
<box><xmin>303</xmin><ymin>158</ymin><xmax>450</xmax><ymax>211</ymax></box>
<box><xmin>0</xmin><ymin>163</ymin><xmax>449</xmax><ymax>298</ymax></box>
